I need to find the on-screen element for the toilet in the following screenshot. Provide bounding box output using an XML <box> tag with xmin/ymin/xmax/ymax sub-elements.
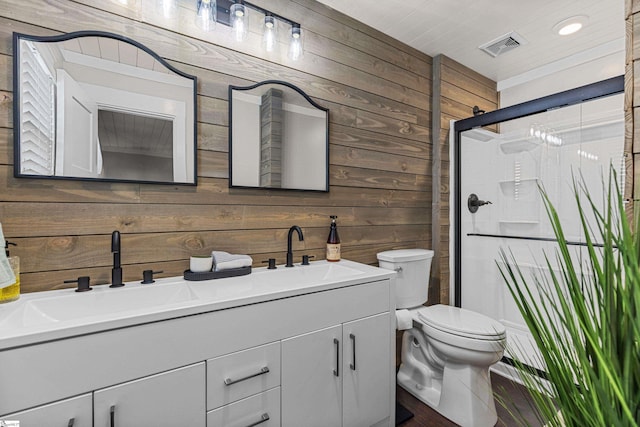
<box><xmin>377</xmin><ymin>249</ymin><xmax>506</xmax><ymax>427</ymax></box>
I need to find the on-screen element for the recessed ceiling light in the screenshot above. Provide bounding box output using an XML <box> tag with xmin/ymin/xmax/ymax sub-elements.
<box><xmin>553</xmin><ymin>15</ymin><xmax>589</xmax><ymax>36</ymax></box>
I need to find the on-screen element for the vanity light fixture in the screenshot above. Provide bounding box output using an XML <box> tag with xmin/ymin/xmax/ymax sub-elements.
<box><xmin>553</xmin><ymin>15</ymin><xmax>588</xmax><ymax>36</ymax></box>
<box><xmin>186</xmin><ymin>0</ymin><xmax>304</xmax><ymax>60</ymax></box>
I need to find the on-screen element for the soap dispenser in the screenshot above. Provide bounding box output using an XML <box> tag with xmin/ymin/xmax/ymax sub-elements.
<box><xmin>0</xmin><ymin>240</ymin><xmax>20</xmax><ymax>303</ymax></box>
<box><xmin>326</xmin><ymin>215</ymin><xmax>341</xmax><ymax>262</ymax></box>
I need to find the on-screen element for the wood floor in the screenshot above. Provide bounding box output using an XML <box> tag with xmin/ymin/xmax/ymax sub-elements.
<box><xmin>395</xmin><ymin>372</ymin><xmax>543</xmax><ymax>426</ymax></box>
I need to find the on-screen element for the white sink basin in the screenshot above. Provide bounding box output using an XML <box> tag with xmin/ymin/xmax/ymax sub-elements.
<box><xmin>260</xmin><ymin>262</ymin><xmax>365</xmax><ymax>284</ymax></box>
<box><xmin>0</xmin><ymin>300</ymin><xmax>60</xmax><ymax>329</ymax></box>
<box><xmin>30</xmin><ymin>282</ymin><xmax>198</xmax><ymax>322</ymax></box>
<box><xmin>0</xmin><ymin>281</ymin><xmax>197</xmax><ymax>330</ymax></box>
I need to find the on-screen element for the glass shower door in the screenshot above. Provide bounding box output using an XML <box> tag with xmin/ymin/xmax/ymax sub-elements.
<box><xmin>457</xmin><ymin>92</ymin><xmax>624</xmax><ymax>371</ymax></box>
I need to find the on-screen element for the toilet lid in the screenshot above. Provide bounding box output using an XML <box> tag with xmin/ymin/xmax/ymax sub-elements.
<box><xmin>416</xmin><ymin>305</ymin><xmax>506</xmax><ymax>340</ymax></box>
<box><xmin>377</xmin><ymin>248</ymin><xmax>434</xmax><ymax>262</ymax></box>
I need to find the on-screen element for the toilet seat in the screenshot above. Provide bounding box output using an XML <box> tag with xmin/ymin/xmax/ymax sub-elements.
<box><xmin>415</xmin><ymin>305</ymin><xmax>506</xmax><ymax>341</ymax></box>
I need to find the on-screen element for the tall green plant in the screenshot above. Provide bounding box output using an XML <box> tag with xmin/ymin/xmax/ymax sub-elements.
<box><xmin>497</xmin><ymin>169</ymin><xmax>640</xmax><ymax>427</ymax></box>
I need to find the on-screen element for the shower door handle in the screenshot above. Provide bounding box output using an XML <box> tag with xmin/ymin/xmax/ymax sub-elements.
<box><xmin>468</xmin><ymin>193</ymin><xmax>492</xmax><ymax>213</ymax></box>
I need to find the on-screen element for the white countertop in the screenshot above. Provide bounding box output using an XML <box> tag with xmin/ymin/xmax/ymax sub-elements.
<box><xmin>0</xmin><ymin>259</ymin><xmax>395</xmax><ymax>350</ymax></box>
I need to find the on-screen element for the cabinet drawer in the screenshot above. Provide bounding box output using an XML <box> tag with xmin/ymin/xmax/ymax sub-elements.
<box><xmin>207</xmin><ymin>341</ymin><xmax>280</xmax><ymax>410</ymax></box>
<box><xmin>2</xmin><ymin>393</ymin><xmax>92</xmax><ymax>427</ymax></box>
<box><xmin>207</xmin><ymin>387</ymin><xmax>280</xmax><ymax>427</ymax></box>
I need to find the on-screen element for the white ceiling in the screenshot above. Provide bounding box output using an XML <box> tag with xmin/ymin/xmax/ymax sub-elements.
<box><xmin>314</xmin><ymin>0</ymin><xmax>624</xmax><ymax>86</ymax></box>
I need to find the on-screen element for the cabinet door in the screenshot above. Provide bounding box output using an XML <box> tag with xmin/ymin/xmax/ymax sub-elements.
<box><xmin>94</xmin><ymin>363</ymin><xmax>205</xmax><ymax>427</ymax></box>
<box><xmin>1</xmin><ymin>393</ymin><xmax>92</xmax><ymax>427</ymax></box>
<box><xmin>281</xmin><ymin>325</ymin><xmax>342</xmax><ymax>427</ymax></box>
<box><xmin>343</xmin><ymin>313</ymin><xmax>391</xmax><ymax>427</ymax></box>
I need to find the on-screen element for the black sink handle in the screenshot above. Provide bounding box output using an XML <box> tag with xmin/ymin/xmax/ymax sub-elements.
<box><xmin>65</xmin><ymin>276</ymin><xmax>92</xmax><ymax>292</ymax></box>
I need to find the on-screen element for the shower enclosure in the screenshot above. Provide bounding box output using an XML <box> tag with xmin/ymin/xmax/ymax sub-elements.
<box><xmin>451</xmin><ymin>76</ymin><xmax>624</xmax><ymax>375</ymax></box>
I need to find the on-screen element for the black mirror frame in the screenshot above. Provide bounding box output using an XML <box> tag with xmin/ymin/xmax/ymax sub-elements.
<box><xmin>228</xmin><ymin>80</ymin><xmax>330</xmax><ymax>192</ymax></box>
<box><xmin>12</xmin><ymin>30</ymin><xmax>198</xmax><ymax>186</ymax></box>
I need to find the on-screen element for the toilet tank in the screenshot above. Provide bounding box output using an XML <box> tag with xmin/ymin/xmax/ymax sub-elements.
<box><xmin>377</xmin><ymin>249</ymin><xmax>434</xmax><ymax>309</ymax></box>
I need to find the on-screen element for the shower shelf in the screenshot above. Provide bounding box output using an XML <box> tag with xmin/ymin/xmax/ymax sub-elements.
<box><xmin>498</xmin><ymin>177</ymin><xmax>539</xmax><ymax>184</ymax></box>
<box><xmin>498</xmin><ymin>178</ymin><xmax>540</xmax><ymax>199</ymax></box>
<box><xmin>499</xmin><ymin>137</ymin><xmax>540</xmax><ymax>154</ymax></box>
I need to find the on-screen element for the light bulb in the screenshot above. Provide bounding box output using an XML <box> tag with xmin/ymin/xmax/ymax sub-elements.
<box><xmin>230</xmin><ymin>3</ymin><xmax>248</xmax><ymax>42</ymax></box>
<box><xmin>195</xmin><ymin>0</ymin><xmax>216</xmax><ymax>32</ymax></box>
<box><xmin>553</xmin><ymin>15</ymin><xmax>588</xmax><ymax>36</ymax></box>
<box><xmin>263</xmin><ymin>14</ymin><xmax>277</xmax><ymax>52</ymax></box>
<box><xmin>558</xmin><ymin>22</ymin><xmax>582</xmax><ymax>35</ymax></box>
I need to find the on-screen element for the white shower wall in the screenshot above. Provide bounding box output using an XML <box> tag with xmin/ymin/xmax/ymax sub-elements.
<box><xmin>454</xmin><ymin>92</ymin><xmax>624</xmax><ymax>375</ymax></box>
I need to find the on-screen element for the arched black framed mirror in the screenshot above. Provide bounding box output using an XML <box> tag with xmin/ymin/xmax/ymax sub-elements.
<box><xmin>13</xmin><ymin>31</ymin><xmax>197</xmax><ymax>185</ymax></box>
<box><xmin>229</xmin><ymin>80</ymin><xmax>329</xmax><ymax>192</ymax></box>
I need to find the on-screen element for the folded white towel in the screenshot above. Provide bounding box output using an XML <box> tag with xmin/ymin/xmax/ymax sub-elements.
<box><xmin>212</xmin><ymin>251</ymin><xmax>253</xmax><ymax>272</ymax></box>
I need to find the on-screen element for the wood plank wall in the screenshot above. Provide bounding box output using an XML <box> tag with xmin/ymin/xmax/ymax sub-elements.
<box><xmin>0</xmin><ymin>0</ymin><xmax>441</xmax><ymax>293</ymax></box>
<box><xmin>433</xmin><ymin>55</ymin><xmax>498</xmax><ymax>304</ymax></box>
<box><xmin>627</xmin><ymin>0</ymin><xmax>638</xmax><ymax>221</ymax></box>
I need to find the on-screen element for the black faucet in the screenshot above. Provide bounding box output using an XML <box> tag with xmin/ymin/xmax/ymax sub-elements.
<box><xmin>110</xmin><ymin>230</ymin><xmax>124</xmax><ymax>287</ymax></box>
<box><xmin>286</xmin><ymin>226</ymin><xmax>304</xmax><ymax>267</ymax></box>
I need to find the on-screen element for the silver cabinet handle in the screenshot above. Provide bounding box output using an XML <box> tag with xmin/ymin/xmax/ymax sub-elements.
<box><xmin>333</xmin><ymin>338</ymin><xmax>339</xmax><ymax>376</ymax></box>
<box><xmin>349</xmin><ymin>333</ymin><xmax>356</xmax><ymax>370</ymax></box>
<box><xmin>245</xmin><ymin>413</ymin><xmax>270</xmax><ymax>427</ymax></box>
<box><xmin>110</xmin><ymin>405</ymin><xmax>115</xmax><ymax>427</ymax></box>
<box><xmin>68</xmin><ymin>418</ymin><xmax>75</xmax><ymax>427</ymax></box>
<box><xmin>224</xmin><ymin>366</ymin><xmax>270</xmax><ymax>386</ymax></box>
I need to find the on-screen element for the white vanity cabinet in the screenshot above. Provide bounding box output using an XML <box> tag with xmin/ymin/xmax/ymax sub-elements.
<box><xmin>1</xmin><ymin>394</ymin><xmax>92</xmax><ymax>427</ymax></box>
<box><xmin>0</xmin><ymin>260</ymin><xmax>396</xmax><ymax>427</ymax></box>
<box><xmin>281</xmin><ymin>312</ymin><xmax>391</xmax><ymax>427</ymax></box>
<box><xmin>93</xmin><ymin>363</ymin><xmax>206</xmax><ymax>427</ymax></box>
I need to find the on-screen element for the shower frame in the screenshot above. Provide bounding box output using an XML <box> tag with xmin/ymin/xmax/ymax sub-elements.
<box><xmin>451</xmin><ymin>75</ymin><xmax>624</xmax><ymax>308</ymax></box>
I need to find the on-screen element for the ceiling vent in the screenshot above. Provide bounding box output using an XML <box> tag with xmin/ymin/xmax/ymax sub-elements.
<box><xmin>479</xmin><ymin>31</ymin><xmax>528</xmax><ymax>58</ymax></box>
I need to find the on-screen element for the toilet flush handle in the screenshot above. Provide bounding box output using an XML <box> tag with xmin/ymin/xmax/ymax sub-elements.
<box><xmin>394</xmin><ymin>267</ymin><xmax>402</xmax><ymax>273</ymax></box>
